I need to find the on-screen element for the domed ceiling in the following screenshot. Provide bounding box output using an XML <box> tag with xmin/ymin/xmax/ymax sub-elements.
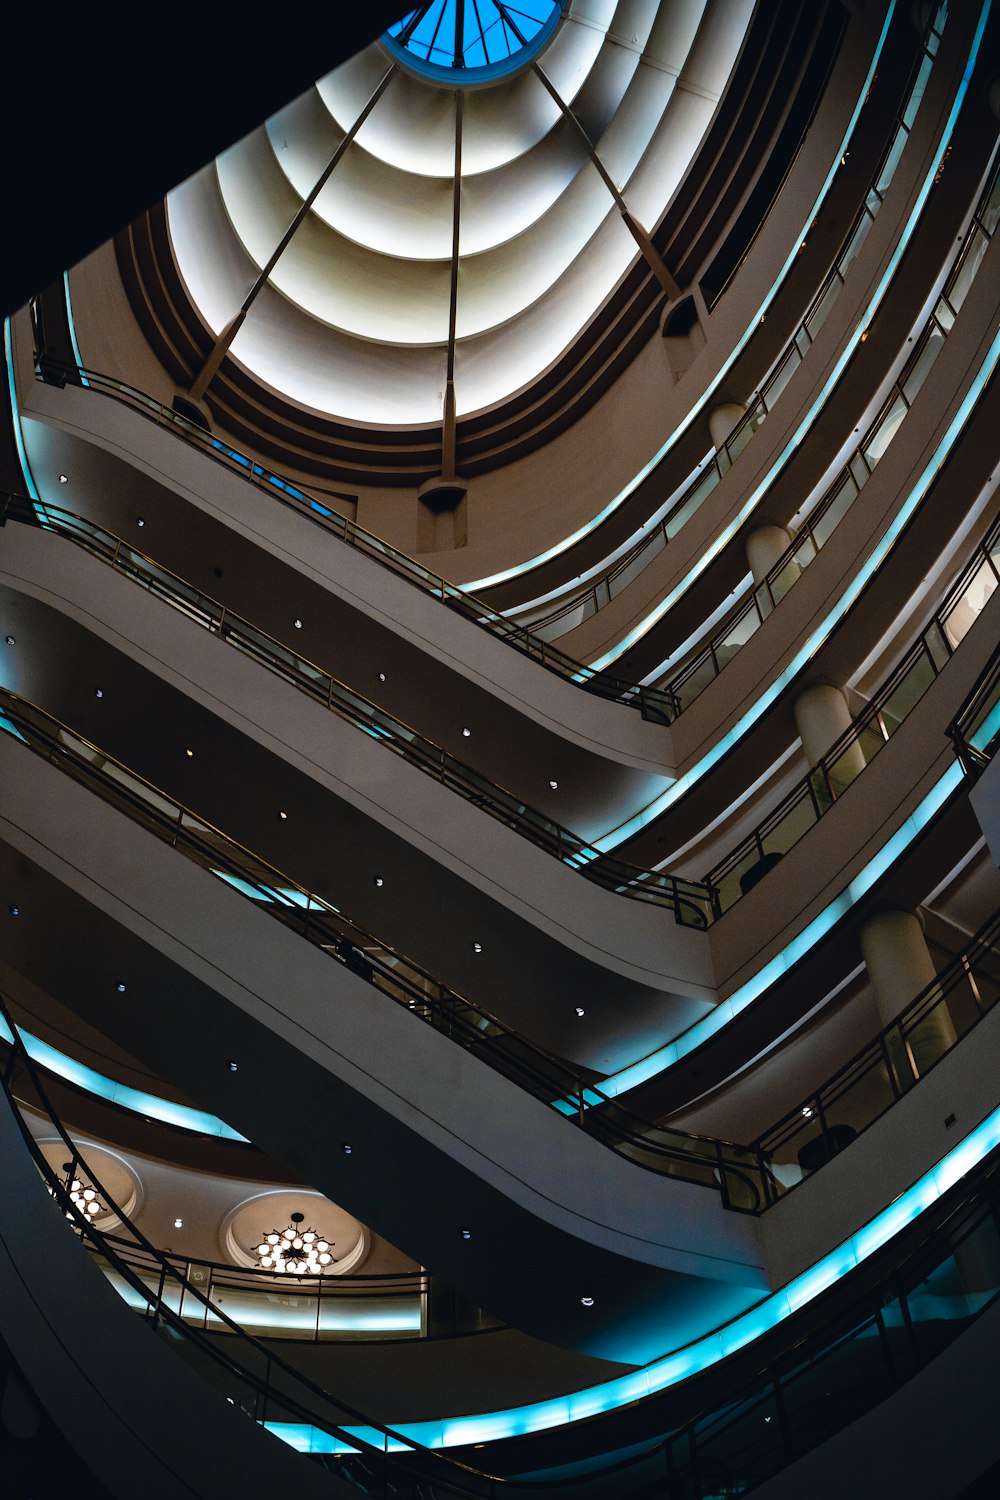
<box><xmin>167</xmin><ymin>0</ymin><xmax>751</xmax><ymax>428</ymax></box>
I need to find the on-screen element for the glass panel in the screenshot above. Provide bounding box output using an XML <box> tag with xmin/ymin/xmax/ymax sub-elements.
<box><xmin>880</xmin><ymin>650</ymin><xmax>936</xmax><ymax>730</ymax></box>
<box><xmin>666</xmin><ymin>467</ymin><xmax>719</xmax><ymax>539</ymax></box>
<box><xmin>673</xmin><ymin>654</ymin><xmax>719</xmax><ymax>711</ymax></box>
<box><xmin>762</xmin><ymin>345</ymin><xmax>801</xmax><ymax>409</ymax></box>
<box><xmin>942</xmin><ymin>561</ymin><xmax>997</xmax><ymax>648</ymax></box>
<box><xmin>946</xmin><ymin>227</ymin><xmax>989</xmax><ymax>317</ymax></box>
<box><xmin>780</xmin><ymin>1317</ymin><xmax>892</xmax><ymax>1451</ymax></box>
<box><xmin>691</xmin><ymin>1374</ymin><xmax>787</xmax><ymax>1494</ymax></box>
<box><xmin>980</xmin><ymin>175</ymin><xmax>1000</xmax><ymax>238</ymax></box>
<box><xmin>838</xmin><ymin>208</ymin><xmax>874</xmax><ymax>280</ymax></box>
<box><xmin>901</xmin><ymin>51</ymin><xmax>934</xmax><ymax>131</ymax></box>
<box><xmin>863</xmin><ymin>394</ymin><xmax>907</xmax><ymax>470</ymax></box>
<box><xmin>761</xmin><ymin>790</ymin><xmax>817</xmax><ymax>859</ymax></box>
<box><xmin>825</xmin><ymin>737</ymin><xmax>867</xmax><ymax>797</ymax></box>
<box><xmin>716</xmin><ymin>608</ymin><xmax>761</xmax><ymax>669</ymax></box>
<box><xmin>875</xmin><ymin>125</ymin><xmax>908</xmax><ymax>198</ymax></box>
<box><xmin>822</xmin><ymin>1055</ymin><xmax>895</xmax><ymax>1140</ymax></box>
<box><xmin>902</xmin><ymin>324</ymin><xmax>946</xmax><ymax>405</ymax></box>
<box><xmin>811</xmin><ymin>473</ymin><xmax>858</xmax><ymax>549</ymax></box>
<box><xmin>901</xmin><ymin>996</ymin><xmax>959</xmax><ymax>1077</ymax></box>
<box><xmin>608</xmin><ymin>528</ymin><xmax>665</xmax><ymax>598</ymax></box>
<box><xmin>805</xmin><ymin>274</ymin><xmax>842</xmax><ymax>342</ymax></box>
<box><xmin>904</xmin><ymin>1250</ymin><xmax>979</xmax><ymax>1363</ymax></box>
<box><xmin>769</xmin><ymin>555</ymin><xmax>802</xmax><ymax>606</ymax></box>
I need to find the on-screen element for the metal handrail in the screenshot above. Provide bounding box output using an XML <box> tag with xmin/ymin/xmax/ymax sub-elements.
<box><xmin>0</xmin><ymin>992</ymin><xmax>503</xmax><ymax>1496</ymax></box>
<box><xmin>0</xmin><ymin>685</ymin><xmax>765</xmax><ymax>1212</ymax></box>
<box><xmin>949</xmin><ymin>642</ymin><xmax>1000</xmax><ymax>771</ymax></box>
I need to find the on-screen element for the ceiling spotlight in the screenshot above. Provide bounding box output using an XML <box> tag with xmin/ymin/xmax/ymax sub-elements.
<box><xmin>278</xmin><ymin>810</ymin><xmax>288</xmax><ymax>820</ymax></box>
<box><xmin>580</xmin><ymin>1296</ymin><xmax>595</xmax><ymax>1307</ymax></box>
<box><xmin>4</xmin><ymin>635</ymin><xmax>14</xmax><ymax>646</ymax></box>
<box><xmin>377</xmin><ymin>672</ymin><xmax>386</xmax><ymax>683</ymax></box>
<box><xmin>460</xmin><ymin>1228</ymin><xmax>472</xmax><ymax>1240</ymax></box>
<box><xmin>293</xmin><ymin>618</ymin><xmax>303</xmax><ymax>630</ymax></box>
<box><xmin>94</xmin><ymin>688</ymin><xmax>104</xmax><ymax>699</ymax></box>
<box><xmin>174</xmin><ymin>1218</ymin><xmax>184</xmax><ymax>1229</ymax></box>
<box><xmin>184</xmin><ymin>748</ymin><xmax>194</xmax><ymax>758</ymax></box>
<box><xmin>227</xmin><ymin>1060</ymin><xmax>238</xmax><ymax>1073</ymax></box>
<box><xmin>462</xmin><ymin>727</ymin><xmax>471</xmax><ymax>737</ymax></box>
<box><xmin>549</xmin><ymin>780</ymin><xmax>558</xmax><ymax>790</ymax></box>
<box><xmin>58</xmin><ymin>473</ymin><xmax>68</xmax><ymax>484</ymax></box>
<box><xmin>8</xmin><ymin>905</ymin><xmax>20</xmax><ymax>917</ymax></box>
<box><xmin>575</xmin><ymin>1006</ymin><xmax>585</xmax><ymax>1017</ymax></box>
<box><xmin>472</xmin><ymin>942</ymin><xmax>483</xmax><ymax>954</ymax></box>
<box><xmin>341</xmin><ymin>1142</ymin><xmax>353</xmax><ymax>1155</ymax></box>
<box><xmin>136</xmin><ymin>517</ymin><xmax>145</xmax><ymax>527</ymax></box>
<box><xmin>116</xmin><ymin>982</ymin><xmax>126</xmax><ymax>994</ymax></box>
<box><xmin>373</xmin><ymin>876</ymin><xmax>384</xmax><ymax>887</ymax></box>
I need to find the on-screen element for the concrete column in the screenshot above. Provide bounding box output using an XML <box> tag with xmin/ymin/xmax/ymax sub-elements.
<box><xmin>746</xmin><ymin>524</ymin><xmax>793</xmax><ymax>586</ymax></box>
<box><xmin>860</xmin><ymin>909</ymin><xmax>957</xmax><ymax>1076</ymax></box>
<box><xmin>709</xmin><ymin>402</ymin><xmax>746</xmax><ymax>452</ymax></box>
<box><xmin>793</xmin><ymin>681</ymin><xmax>866</xmax><ymax>792</ymax></box>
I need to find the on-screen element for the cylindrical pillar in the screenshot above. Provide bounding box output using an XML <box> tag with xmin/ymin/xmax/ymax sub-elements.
<box><xmin>746</xmin><ymin>524</ymin><xmax>793</xmax><ymax>586</ymax></box>
<box><xmin>793</xmin><ymin>681</ymin><xmax>866</xmax><ymax>792</ymax></box>
<box><xmin>709</xmin><ymin>402</ymin><xmax>746</xmax><ymax>452</ymax></box>
<box><xmin>859</xmin><ymin>909</ymin><xmax>957</xmax><ymax>1076</ymax></box>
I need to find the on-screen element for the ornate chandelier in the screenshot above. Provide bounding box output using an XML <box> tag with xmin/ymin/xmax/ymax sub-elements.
<box><xmin>255</xmin><ymin>1211</ymin><xmax>336</xmax><ymax>1274</ymax></box>
<box><xmin>62</xmin><ymin>1160</ymin><xmax>104</xmax><ymax>1219</ymax></box>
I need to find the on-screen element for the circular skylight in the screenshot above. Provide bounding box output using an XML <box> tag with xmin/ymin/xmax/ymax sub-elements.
<box><xmin>383</xmin><ymin>0</ymin><xmax>564</xmax><ymax>83</ymax></box>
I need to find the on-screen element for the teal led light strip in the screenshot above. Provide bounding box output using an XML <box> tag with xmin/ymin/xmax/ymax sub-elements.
<box><xmin>592</xmin><ymin>313</ymin><xmax>1000</xmax><ymax>851</ymax></box>
<box><xmin>3</xmin><ymin>319</ymin><xmax>40</xmax><ymax>505</ymax></box>
<box><xmin>62</xmin><ymin>272</ymin><xmax>91</xmax><ymax>390</ymax></box>
<box><xmin>589</xmin><ymin>0</ymin><xmax>991</xmax><ymax>681</ymax></box>
<box><xmin>0</xmin><ymin>1013</ymin><xmax>247</xmax><ymax>1141</ymax></box>
<box><xmin>265</xmin><ymin>1091</ymin><xmax>1000</xmax><ymax>1453</ymax></box>
<box><xmin>459</xmin><ymin>2</ymin><xmax>898</xmax><ymax>594</ymax></box>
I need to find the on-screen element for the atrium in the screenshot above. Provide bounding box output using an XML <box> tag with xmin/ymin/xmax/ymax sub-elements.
<box><xmin>2</xmin><ymin>2</ymin><xmax>1000</xmax><ymax>1496</ymax></box>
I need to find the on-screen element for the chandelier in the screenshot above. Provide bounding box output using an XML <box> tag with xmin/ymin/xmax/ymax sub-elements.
<box><xmin>255</xmin><ymin>1211</ymin><xmax>336</xmax><ymax>1274</ymax></box>
<box><xmin>62</xmin><ymin>1160</ymin><xmax>104</xmax><ymax>1219</ymax></box>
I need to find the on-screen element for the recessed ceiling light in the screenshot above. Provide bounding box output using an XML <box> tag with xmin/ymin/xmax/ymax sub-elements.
<box><xmin>373</xmin><ymin>876</ymin><xmax>384</xmax><ymax>887</ymax></box>
<box><xmin>341</xmin><ymin>1142</ymin><xmax>353</xmax><ymax>1155</ymax></box>
<box><xmin>4</xmin><ymin>636</ymin><xmax>14</xmax><ymax>646</ymax></box>
<box><xmin>549</xmin><ymin>780</ymin><xmax>558</xmax><ymax>789</ymax></box>
<box><xmin>462</xmin><ymin>727</ymin><xmax>471</xmax><ymax>737</ymax></box>
<box><xmin>580</xmin><ymin>1296</ymin><xmax>594</xmax><ymax>1307</ymax></box>
<box><xmin>94</xmin><ymin>688</ymin><xmax>104</xmax><ymax>699</ymax></box>
<box><xmin>58</xmin><ymin>474</ymin><xmax>68</xmax><ymax>484</ymax></box>
<box><xmin>116</xmin><ymin>982</ymin><xmax>126</xmax><ymax>993</ymax></box>
<box><xmin>293</xmin><ymin>618</ymin><xmax>303</xmax><ymax>630</ymax></box>
<box><xmin>8</xmin><ymin>905</ymin><xmax>20</xmax><ymax>917</ymax></box>
<box><xmin>184</xmin><ymin>748</ymin><xmax>194</xmax><ymax>758</ymax></box>
<box><xmin>575</xmin><ymin>1006</ymin><xmax>585</xmax><ymax>1017</ymax></box>
<box><xmin>174</xmin><ymin>1218</ymin><xmax>184</xmax><ymax>1229</ymax></box>
<box><xmin>136</xmin><ymin>517</ymin><xmax>145</xmax><ymax>527</ymax></box>
<box><xmin>278</xmin><ymin>810</ymin><xmax>288</xmax><ymax>820</ymax></box>
<box><xmin>460</xmin><ymin>1228</ymin><xmax>472</xmax><ymax>1240</ymax></box>
<box><xmin>472</xmin><ymin>942</ymin><xmax>483</xmax><ymax>954</ymax></box>
<box><xmin>377</xmin><ymin>672</ymin><xmax>386</xmax><ymax>683</ymax></box>
<box><xmin>227</xmin><ymin>1060</ymin><xmax>238</xmax><ymax>1072</ymax></box>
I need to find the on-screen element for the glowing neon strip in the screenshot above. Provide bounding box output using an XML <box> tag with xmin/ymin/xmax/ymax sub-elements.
<box><xmin>0</xmin><ymin>1012</ymin><xmax>247</xmax><ymax>1141</ymax></box>
<box><xmin>265</xmin><ymin>1093</ymin><xmax>1000</xmax><ymax>1452</ymax></box>
<box><xmin>4</xmin><ymin>318</ymin><xmax>41</xmax><ymax>506</ymax></box>
<box><xmin>459</xmin><ymin>3</ymin><xmax>898</xmax><ymax>593</ymax></box>
<box><xmin>592</xmin><ymin>316</ymin><xmax>1000</xmax><ymax>850</ymax></box>
<box><xmin>590</xmin><ymin>0</ymin><xmax>991</xmax><ymax>678</ymax></box>
<box><xmin>61</xmin><ymin>273</ymin><xmax>91</xmax><ymax>389</ymax></box>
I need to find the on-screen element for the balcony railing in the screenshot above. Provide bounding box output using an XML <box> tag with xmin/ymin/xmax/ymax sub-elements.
<box><xmin>950</xmin><ymin>642</ymin><xmax>1000</xmax><ymax>772</ymax></box>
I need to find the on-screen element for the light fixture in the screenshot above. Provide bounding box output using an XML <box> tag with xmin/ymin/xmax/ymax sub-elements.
<box><xmin>580</xmin><ymin>1296</ymin><xmax>594</xmax><ymax>1307</ymax></box>
<box><xmin>462</xmin><ymin>727</ymin><xmax>471</xmax><ymax>737</ymax></box>
<box><xmin>341</xmin><ymin>1142</ymin><xmax>352</xmax><ymax>1155</ymax></box>
<box><xmin>472</xmin><ymin>942</ymin><xmax>483</xmax><ymax>954</ymax></box>
<box><xmin>116</xmin><ymin>982</ymin><xmax>126</xmax><ymax>994</ymax></box>
<box><xmin>61</xmin><ymin>1164</ymin><xmax>103</xmax><ymax>1220</ymax></box>
<box><xmin>377</xmin><ymin>672</ymin><xmax>386</xmax><ymax>683</ymax></box>
<box><xmin>4</xmin><ymin>635</ymin><xmax>14</xmax><ymax>646</ymax></box>
<box><xmin>575</xmin><ymin>1006</ymin><xmax>585</xmax><ymax>1017</ymax></box>
<box><xmin>802</xmin><ymin>1107</ymin><xmax>813</xmax><ymax>1118</ymax></box>
<box><xmin>460</xmin><ymin>1228</ymin><xmax>472</xmax><ymax>1240</ymax></box>
<box><xmin>549</xmin><ymin>780</ymin><xmax>558</xmax><ymax>790</ymax></box>
<box><xmin>184</xmin><ymin>748</ymin><xmax>194</xmax><ymax>758</ymax></box>
<box><xmin>293</xmin><ymin>618</ymin><xmax>303</xmax><ymax>630</ymax></box>
<box><xmin>373</xmin><ymin>876</ymin><xmax>384</xmax><ymax>887</ymax></box>
<box><xmin>278</xmin><ymin>810</ymin><xmax>288</xmax><ymax>820</ymax></box>
<box><xmin>136</xmin><ymin>517</ymin><xmax>145</xmax><ymax>527</ymax></box>
<box><xmin>94</xmin><ymin>688</ymin><xmax>104</xmax><ymax>699</ymax></box>
<box><xmin>255</xmin><ymin>1212</ymin><xmax>336</xmax><ymax>1275</ymax></box>
<box><xmin>227</xmin><ymin>1060</ymin><xmax>238</xmax><ymax>1072</ymax></box>
<box><xmin>8</xmin><ymin>905</ymin><xmax>20</xmax><ymax>917</ymax></box>
<box><xmin>58</xmin><ymin>474</ymin><xmax>68</xmax><ymax>484</ymax></box>
<box><xmin>174</xmin><ymin>1217</ymin><xmax>184</xmax><ymax>1229</ymax></box>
